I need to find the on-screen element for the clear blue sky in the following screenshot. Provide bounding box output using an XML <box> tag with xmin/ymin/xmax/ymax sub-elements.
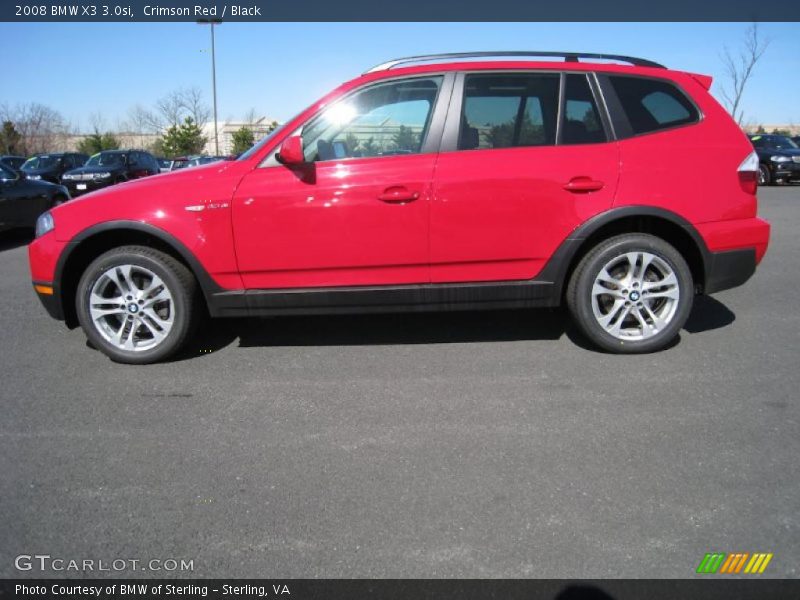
<box><xmin>1</xmin><ymin>22</ymin><xmax>798</xmax><ymax>131</ymax></box>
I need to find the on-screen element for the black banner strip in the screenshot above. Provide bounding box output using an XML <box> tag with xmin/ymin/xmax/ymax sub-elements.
<box><xmin>1</xmin><ymin>0</ymin><xmax>798</xmax><ymax>22</ymax></box>
<box><xmin>2</xmin><ymin>579</ymin><xmax>800</xmax><ymax>600</ymax></box>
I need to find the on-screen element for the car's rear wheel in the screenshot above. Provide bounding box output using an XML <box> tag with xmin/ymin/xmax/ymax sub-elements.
<box><xmin>758</xmin><ymin>164</ymin><xmax>771</xmax><ymax>186</ymax></box>
<box><xmin>567</xmin><ymin>234</ymin><xmax>693</xmax><ymax>353</ymax></box>
<box><xmin>76</xmin><ymin>246</ymin><xmax>200</xmax><ymax>364</ymax></box>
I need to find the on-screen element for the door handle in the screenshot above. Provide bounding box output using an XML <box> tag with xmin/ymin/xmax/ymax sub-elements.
<box><xmin>563</xmin><ymin>177</ymin><xmax>605</xmax><ymax>193</ymax></box>
<box><xmin>378</xmin><ymin>186</ymin><xmax>420</xmax><ymax>203</ymax></box>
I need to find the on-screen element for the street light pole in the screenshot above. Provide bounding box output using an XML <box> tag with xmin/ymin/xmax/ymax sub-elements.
<box><xmin>197</xmin><ymin>19</ymin><xmax>221</xmax><ymax>155</ymax></box>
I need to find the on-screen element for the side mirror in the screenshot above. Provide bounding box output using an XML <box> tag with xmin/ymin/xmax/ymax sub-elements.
<box><xmin>276</xmin><ymin>135</ymin><xmax>305</xmax><ymax>165</ymax></box>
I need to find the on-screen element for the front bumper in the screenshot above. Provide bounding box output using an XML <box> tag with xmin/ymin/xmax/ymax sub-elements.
<box><xmin>770</xmin><ymin>161</ymin><xmax>800</xmax><ymax>181</ymax></box>
<box><xmin>62</xmin><ymin>178</ymin><xmax>113</xmax><ymax>196</ymax></box>
<box><xmin>29</xmin><ymin>233</ymin><xmax>68</xmax><ymax>322</ymax></box>
<box><xmin>32</xmin><ymin>281</ymin><xmax>64</xmax><ymax>320</ymax></box>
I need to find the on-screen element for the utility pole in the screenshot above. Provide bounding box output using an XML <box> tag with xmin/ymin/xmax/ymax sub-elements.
<box><xmin>197</xmin><ymin>19</ymin><xmax>221</xmax><ymax>155</ymax></box>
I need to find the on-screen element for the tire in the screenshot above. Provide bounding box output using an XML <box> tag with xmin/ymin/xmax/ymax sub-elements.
<box><xmin>566</xmin><ymin>233</ymin><xmax>694</xmax><ymax>354</ymax></box>
<box><xmin>76</xmin><ymin>246</ymin><xmax>200</xmax><ymax>364</ymax></box>
<box><xmin>758</xmin><ymin>164</ymin><xmax>771</xmax><ymax>186</ymax></box>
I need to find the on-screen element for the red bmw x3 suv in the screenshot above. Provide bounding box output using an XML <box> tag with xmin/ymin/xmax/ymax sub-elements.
<box><xmin>28</xmin><ymin>52</ymin><xmax>770</xmax><ymax>364</ymax></box>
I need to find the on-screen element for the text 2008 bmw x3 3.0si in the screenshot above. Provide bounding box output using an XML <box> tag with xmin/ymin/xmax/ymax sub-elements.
<box><xmin>29</xmin><ymin>52</ymin><xmax>771</xmax><ymax>364</ymax></box>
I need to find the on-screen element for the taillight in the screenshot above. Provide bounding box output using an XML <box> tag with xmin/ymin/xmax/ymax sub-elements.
<box><xmin>737</xmin><ymin>150</ymin><xmax>759</xmax><ymax>195</ymax></box>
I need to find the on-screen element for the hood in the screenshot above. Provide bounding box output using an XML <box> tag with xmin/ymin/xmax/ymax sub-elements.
<box><xmin>50</xmin><ymin>158</ymin><xmax>248</xmax><ymax>243</ymax></box>
<box><xmin>22</xmin><ymin>166</ymin><xmax>60</xmax><ymax>176</ymax></box>
<box><xmin>24</xmin><ymin>177</ymin><xmax>63</xmax><ymax>191</ymax></box>
<box><xmin>58</xmin><ymin>158</ymin><xmax>242</xmax><ymax>205</ymax></box>
<box><xmin>765</xmin><ymin>148</ymin><xmax>800</xmax><ymax>157</ymax></box>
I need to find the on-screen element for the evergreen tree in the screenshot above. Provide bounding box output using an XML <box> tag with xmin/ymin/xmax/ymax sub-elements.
<box><xmin>392</xmin><ymin>125</ymin><xmax>418</xmax><ymax>152</ymax></box>
<box><xmin>0</xmin><ymin>121</ymin><xmax>23</xmax><ymax>155</ymax></box>
<box><xmin>77</xmin><ymin>132</ymin><xmax>120</xmax><ymax>155</ymax></box>
<box><xmin>231</xmin><ymin>126</ymin><xmax>255</xmax><ymax>155</ymax></box>
<box><xmin>161</xmin><ymin>117</ymin><xmax>207</xmax><ymax>157</ymax></box>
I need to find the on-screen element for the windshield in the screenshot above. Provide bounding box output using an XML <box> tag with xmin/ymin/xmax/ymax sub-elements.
<box><xmin>0</xmin><ymin>164</ymin><xmax>16</xmax><ymax>180</ymax></box>
<box><xmin>22</xmin><ymin>155</ymin><xmax>61</xmax><ymax>170</ymax></box>
<box><xmin>86</xmin><ymin>152</ymin><xmax>126</xmax><ymax>167</ymax></box>
<box><xmin>752</xmin><ymin>135</ymin><xmax>798</xmax><ymax>150</ymax></box>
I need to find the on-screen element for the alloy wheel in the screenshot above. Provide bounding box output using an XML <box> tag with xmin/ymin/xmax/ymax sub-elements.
<box><xmin>88</xmin><ymin>264</ymin><xmax>175</xmax><ymax>351</ymax></box>
<box><xmin>590</xmin><ymin>251</ymin><xmax>680</xmax><ymax>341</ymax></box>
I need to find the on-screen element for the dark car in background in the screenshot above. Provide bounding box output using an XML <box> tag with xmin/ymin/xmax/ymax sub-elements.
<box><xmin>61</xmin><ymin>149</ymin><xmax>159</xmax><ymax>196</ymax></box>
<box><xmin>749</xmin><ymin>134</ymin><xmax>800</xmax><ymax>185</ymax></box>
<box><xmin>0</xmin><ymin>155</ymin><xmax>26</xmax><ymax>171</ymax></box>
<box><xmin>21</xmin><ymin>153</ymin><xmax>88</xmax><ymax>184</ymax></box>
<box><xmin>185</xmin><ymin>155</ymin><xmax>227</xmax><ymax>168</ymax></box>
<box><xmin>0</xmin><ymin>163</ymin><xmax>69</xmax><ymax>233</ymax></box>
<box><xmin>157</xmin><ymin>157</ymin><xmax>190</xmax><ymax>173</ymax></box>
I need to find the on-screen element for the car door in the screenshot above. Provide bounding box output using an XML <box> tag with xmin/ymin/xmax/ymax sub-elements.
<box><xmin>430</xmin><ymin>72</ymin><xmax>620</xmax><ymax>283</ymax></box>
<box><xmin>128</xmin><ymin>152</ymin><xmax>144</xmax><ymax>178</ymax></box>
<box><xmin>232</xmin><ymin>74</ymin><xmax>450</xmax><ymax>289</ymax></box>
<box><xmin>0</xmin><ymin>165</ymin><xmax>49</xmax><ymax>229</ymax></box>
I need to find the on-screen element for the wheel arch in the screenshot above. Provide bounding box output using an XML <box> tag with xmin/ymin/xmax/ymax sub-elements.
<box><xmin>539</xmin><ymin>206</ymin><xmax>711</xmax><ymax>300</ymax></box>
<box><xmin>55</xmin><ymin>221</ymin><xmax>221</xmax><ymax>327</ymax></box>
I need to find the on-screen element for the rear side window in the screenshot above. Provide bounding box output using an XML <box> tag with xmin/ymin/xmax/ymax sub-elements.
<box><xmin>609</xmin><ymin>76</ymin><xmax>698</xmax><ymax>135</ymax></box>
<box><xmin>459</xmin><ymin>73</ymin><xmax>559</xmax><ymax>150</ymax></box>
<box><xmin>562</xmin><ymin>74</ymin><xmax>606</xmax><ymax>144</ymax></box>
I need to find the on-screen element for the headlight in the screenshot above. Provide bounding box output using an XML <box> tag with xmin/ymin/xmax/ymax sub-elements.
<box><xmin>770</xmin><ymin>155</ymin><xmax>791</xmax><ymax>163</ymax></box>
<box><xmin>27</xmin><ymin>174</ymin><xmax>41</xmax><ymax>180</ymax></box>
<box><xmin>35</xmin><ymin>211</ymin><xmax>55</xmax><ymax>238</ymax></box>
<box><xmin>94</xmin><ymin>172</ymin><xmax>111</xmax><ymax>179</ymax></box>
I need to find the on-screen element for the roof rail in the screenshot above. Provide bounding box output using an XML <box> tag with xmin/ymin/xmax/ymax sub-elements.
<box><xmin>364</xmin><ymin>51</ymin><xmax>665</xmax><ymax>74</ymax></box>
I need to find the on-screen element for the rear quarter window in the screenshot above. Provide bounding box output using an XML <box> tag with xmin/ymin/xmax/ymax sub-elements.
<box><xmin>609</xmin><ymin>76</ymin><xmax>699</xmax><ymax>136</ymax></box>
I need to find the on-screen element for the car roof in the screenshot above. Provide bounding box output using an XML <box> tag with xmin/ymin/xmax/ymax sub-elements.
<box><xmin>363</xmin><ymin>51</ymin><xmax>665</xmax><ymax>73</ymax></box>
<box><xmin>348</xmin><ymin>54</ymin><xmax>701</xmax><ymax>93</ymax></box>
<box><xmin>346</xmin><ymin>55</ymin><xmax>711</xmax><ymax>97</ymax></box>
<box><xmin>365</xmin><ymin>60</ymin><xmax>666</xmax><ymax>77</ymax></box>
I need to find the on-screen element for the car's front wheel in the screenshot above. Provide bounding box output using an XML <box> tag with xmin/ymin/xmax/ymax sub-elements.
<box><xmin>567</xmin><ymin>234</ymin><xmax>694</xmax><ymax>353</ymax></box>
<box><xmin>758</xmin><ymin>164</ymin><xmax>771</xmax><ymax>186</ymax></box>
<box><xmin>76</xmin><ymin>246</ymin><xmax>200</xmax><ymax>364</ymax></box>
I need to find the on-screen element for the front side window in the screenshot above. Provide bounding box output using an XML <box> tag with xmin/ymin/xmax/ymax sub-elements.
<box><xmin>301</xmin><ymin>76</ymin><xmax>443</xmax><ymax>162</ymax></box>
<box><xmin>562</xmin><ymin>74</ymin><xmax>605</xmax><ymax>144</ymax></box>
<box><xmin>458</xmin><ymin>73</ymin><xmax>559</xmax><ymax>151</ymax></box>
<box><xmin>609</xmin><ymin>76</ymin><xmax>699</xmax><ymax>135</ymax></box>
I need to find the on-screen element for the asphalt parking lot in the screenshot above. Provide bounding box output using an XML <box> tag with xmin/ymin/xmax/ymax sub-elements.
<box><xmin>0</xmin><ymin>186</ymin><xmax>798</xmax><ymax>579</ymax></box>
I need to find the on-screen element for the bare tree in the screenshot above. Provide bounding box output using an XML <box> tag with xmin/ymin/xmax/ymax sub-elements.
<box><xmin>87</xmin><ymin>111</ymin><xmax>107</xmax><ymax>134</ymax></box>
<box><xmin>0</xmin><ymin>101</ymin><xmax>72</xmax><ymax>154</ymax></box>
<box><xmin>719</xmin><ymin>24</ymin><xmax>770</xmax><ymax>125</ymax></box>
<box><xmin>243</xmin><ymin>107</ymin><xmax>259</xmax><ymax>128</ymax></box>
<box><xmin>179</xmin><ymin>87</ymin><xmax>211</xmax><ymax>127</ymax></box>
<box><xmin>125</xmin><ymin>87</ymin><xmax>211</xmax><ymax>137</ymax></box>
<box><xmin>125</xmin><ymin>104</ymin><xmax>158</xmax><ymax>134</ymax></box>
<box><xmin>155</xmin><ymin>91</ymin><xmax>185</xmax><ymax>129</ymax></box>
